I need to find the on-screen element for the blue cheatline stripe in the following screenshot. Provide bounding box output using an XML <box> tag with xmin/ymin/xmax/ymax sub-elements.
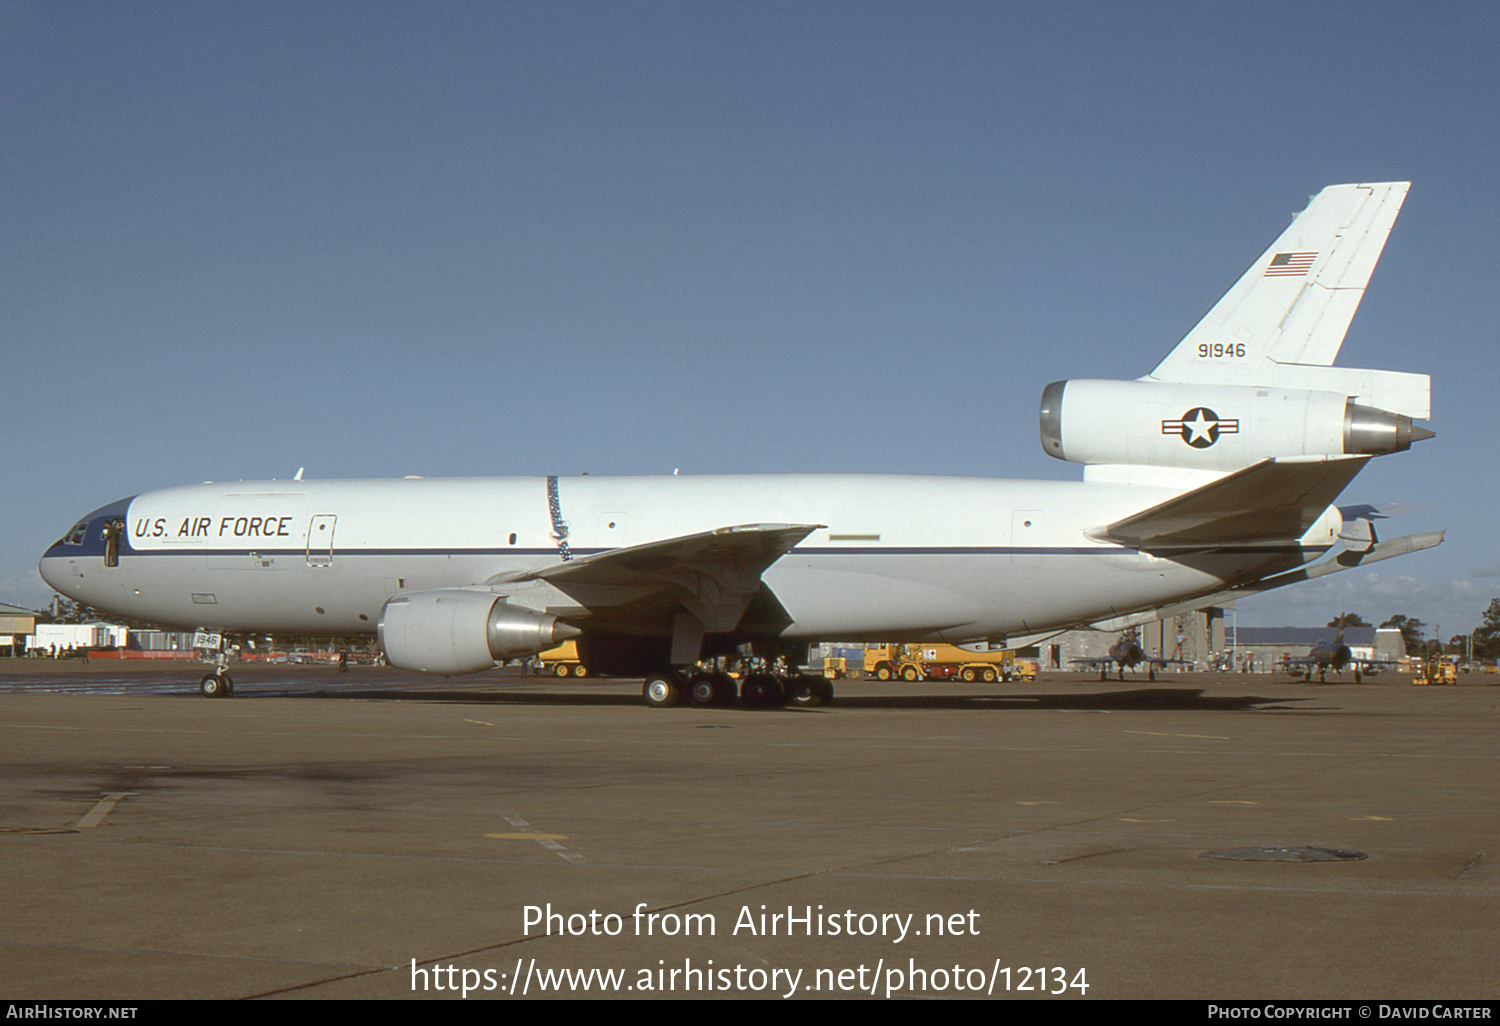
<box><xmin>82</xmin><ymin>544</ymin><xmax>1332</xmax><ymax>559</ymax></box>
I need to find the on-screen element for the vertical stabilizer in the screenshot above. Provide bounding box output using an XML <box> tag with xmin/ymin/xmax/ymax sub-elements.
<box><xmin>1147</xmin><ymin>182</ymin><xmax>1412</xmax><ymax>395</ymax></box>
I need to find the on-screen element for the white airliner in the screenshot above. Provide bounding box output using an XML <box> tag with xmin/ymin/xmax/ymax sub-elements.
<box><xmin>39</xmin><ymin>182</ymin><xmax>1440</xmax><ymax>706</ymax></box>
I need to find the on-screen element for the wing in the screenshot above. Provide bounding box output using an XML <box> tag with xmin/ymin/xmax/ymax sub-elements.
<box><xmin>490</xmin><ymin>523</ymin><xmax>824</xmax><ymax>635</ymax></box>
<box><xmin>1069</xmin><ymin>657</ymin><xmax>1115</xmax><ymax>668</ymax></box>
<box><xmin>1093</xmin><ymin>455</ymin><xmax>1368</xmax><ymax>550</ymax></box>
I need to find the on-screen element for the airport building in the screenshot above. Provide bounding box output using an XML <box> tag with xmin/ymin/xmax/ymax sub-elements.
<box><xmin>0</xmin><ymin>602</ymin><xmax>38</xmax><ymax>657</ymax></box>
<box><xmin>30</xmin><ymin>621</ymin><xmax>130</xmax><ymax>654</ymax></box>
<box><xmin>1038</xmin><ymin>608</ymin><xmax>1227</xmax><ymax>671</ymax></box>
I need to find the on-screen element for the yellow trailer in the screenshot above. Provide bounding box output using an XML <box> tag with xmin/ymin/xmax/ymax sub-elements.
<box><xmin>537</xmin><ymin>640</ymin><xmax>590</xmax><ymax>678</ymax></box>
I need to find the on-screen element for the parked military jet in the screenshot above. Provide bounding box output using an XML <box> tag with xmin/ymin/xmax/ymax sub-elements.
<box><xmin>1071</xmin><ymin>632</ymin><xmax>1188</xmax><ymax>681</ymax></box>
<box><xmin>1281</xmin><ymin>629</ymin><xmax>1395</xmax><ymax>683</ymax></box>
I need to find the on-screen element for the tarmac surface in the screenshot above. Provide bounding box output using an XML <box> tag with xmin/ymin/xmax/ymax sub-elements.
<box><xmin>2</xmin><ymin>659</ymin><xmax>1497</xmax><ymax>1001</ymax></box>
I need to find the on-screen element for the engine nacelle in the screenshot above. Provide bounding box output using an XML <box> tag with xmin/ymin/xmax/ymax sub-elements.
<box><xmin>1039</xmin><ymin>380</ymin><xmax>1431</xmax><ymax>470</ymax></box>
<box><xmin>377</xmin><ymin>589</ymin><xmax>580</xmax><ymax>675</ymax></box>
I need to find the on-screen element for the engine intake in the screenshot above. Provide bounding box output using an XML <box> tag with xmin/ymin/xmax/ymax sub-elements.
<box><xmin>378</xmin><ymin>589</ymin><xmax>580</xmax><ymax>675</ymax></box>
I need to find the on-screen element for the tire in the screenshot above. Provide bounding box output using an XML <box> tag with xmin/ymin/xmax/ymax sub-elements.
<box><xmin>689</xmin><ymin>673</ymin><xmax>725</xmax><ymax>707</ymax></box>
<box><xmin>787</xmin><ymin>675</ymin><xmax>832</xmax><ymax>708</ymax></box>
<box><xmin>901</xmin><ymin>665</ymin><xmax>920</xmax><ymax>682</ymax></box>
<box><xmin>642</xmin><ymin>675</ymin><xmax>682</xmax><ymax>708</ymax></box>
<box><xmin>875</xmin><ymin>665</ymin><xmax>893</xmax><ymax>681</ymax></box>
<box><xmin>199</xmin><ymin>673</ymin><xmax>232</xmax><ymax>698</ymax></box>
<box><xmin>961</xmin><ymin>667</ymin><xmax>978</xmax><ymax>682</ymax></box>
<box><xmin>553</xmin><ymin>663</ymin><xmax>571</xmax><ymax>677</ymax></box>
<box><xmin>740</xmin><ymin>673</ymin><xmax>784</xmax><ymax>708</ymax></box>
<box><xmin>982</xmin><ymin>667</ymin><xmax>997</xmax><ymax>683</ymax></box>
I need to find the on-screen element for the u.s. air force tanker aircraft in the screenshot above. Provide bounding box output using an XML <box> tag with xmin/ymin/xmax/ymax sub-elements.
<box><xmin>41</xmin><ymin>182</ymin><xmax>1441</xmax><ymax>706</ymax></box>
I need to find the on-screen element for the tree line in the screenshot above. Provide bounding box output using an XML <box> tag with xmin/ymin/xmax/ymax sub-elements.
<box><xmin>1327</xmin><ymin>601</ymin><xmax>1500</xmax><ymax>659</ymax></box>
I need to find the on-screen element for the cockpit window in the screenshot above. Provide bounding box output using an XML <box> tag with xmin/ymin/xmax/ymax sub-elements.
<box><xmin>62</xmin><ymin>523</ymin><xmax>89</xmax><ymax>546</ymax></box>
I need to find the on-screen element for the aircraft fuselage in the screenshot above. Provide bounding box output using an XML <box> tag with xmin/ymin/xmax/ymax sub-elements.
<box><xmin>38</xmin><ymin>472</ymin><xmax>1327</xmax><ymax>646</ymax></box>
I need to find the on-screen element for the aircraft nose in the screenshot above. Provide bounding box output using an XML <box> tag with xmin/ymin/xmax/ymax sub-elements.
<box><xmin>37</xmin><ymin>495</ymin><xmax>138</xmax><ymax>596</ymax></box>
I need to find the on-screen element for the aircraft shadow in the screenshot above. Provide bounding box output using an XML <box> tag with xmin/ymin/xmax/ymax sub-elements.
<box><xmin>211</xmin><ymin>684</ymin><xmax>1316</xmax><ymax>713</ymax></box>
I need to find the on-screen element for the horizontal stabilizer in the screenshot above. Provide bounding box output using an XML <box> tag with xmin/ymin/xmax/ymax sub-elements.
<box><xmin>1094</xmin><ymin>456</ymin><xmax>1368</xmax><ymax>548</ymax></box>
<box><xmin>1337</xmin><ymin>502</ymin><xmax>1426</xmax><ymax>521</ymax></box>
<box><xmin>1087</xmin><ymin>529</ymin><xmax>1444</xmax><ymax>634</ymax></box>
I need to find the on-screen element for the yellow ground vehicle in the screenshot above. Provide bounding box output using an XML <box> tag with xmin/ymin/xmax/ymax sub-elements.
<box><xmin>1413</xmin><ymin>658</ymin><xmax>1457</xmax><ymax>686</ymax></box>
<box><xmin>537</xmin><ymin>640</ymin><xmax>590</xmax><ymax>677</ymax></box>
<box><xmin>863</xmin><ymin>643</ymin><xmax>1031</xmax><ymax>683</ymax></box>
<box><xmin>1009</xmin><ymin>658</ymin><xmax>1040</xmax><ymax>681</ymax></box>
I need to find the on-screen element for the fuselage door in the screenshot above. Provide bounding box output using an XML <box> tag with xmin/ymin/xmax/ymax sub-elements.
<box><xmin>307</xmin><ymin>515</ymin><xmax>336</xmax><ymax>566</ymax></box>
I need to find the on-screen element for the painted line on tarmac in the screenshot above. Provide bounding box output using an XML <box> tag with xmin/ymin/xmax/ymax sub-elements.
<box><xmin>76</xmin><ymin>791</ymin><xmax>134</xmax><ymax>829</ymax></box>
<box><xmin>498</xmin><ymin>814</ymin><xmax>585</xmax><ymax>864</ymax></box>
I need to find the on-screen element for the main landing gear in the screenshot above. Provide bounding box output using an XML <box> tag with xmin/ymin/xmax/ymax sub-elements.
<box><xmin>641</xmin><ymin>670</ymin><xmax>834</xmax><ymax>710</ymax></box>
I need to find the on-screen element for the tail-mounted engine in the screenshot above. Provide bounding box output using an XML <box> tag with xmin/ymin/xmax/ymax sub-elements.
<box><xmin>378</xmin><ymin>589</ymin><xmax>579</xmax><ymax>675</ymax></box>
<box><xmin>1039</xmin><ymin>380</ymin><xmax>1432</xmax><ymax>471</ymax></box>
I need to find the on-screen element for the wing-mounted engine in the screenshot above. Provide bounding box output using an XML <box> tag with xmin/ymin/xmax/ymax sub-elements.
<box><xmin>1039</xmin><ymin>380</ymin><xmax>1432</xmax><ymax>471</ymax></box>
<box><xmin>377</xmin><ymin>589</ymin><xmax>579</xmax><ymax>675</ymax></box>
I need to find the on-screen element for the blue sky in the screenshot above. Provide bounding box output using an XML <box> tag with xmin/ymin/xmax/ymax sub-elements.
<box><xmin>5</xmin><ymin>1</ymin><xmax>1497</xmax><ymax>642</ymax></box>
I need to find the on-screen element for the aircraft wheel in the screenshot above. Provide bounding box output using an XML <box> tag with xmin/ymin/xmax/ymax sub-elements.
<box><xmin>643</xmin><ymin>675</ymin><xmax>683</xmax><ymax>708</ymax></box>
<box><xmin>740</xmin><ymin>673</ymin><xmax>783</xmax><ymax>708</ymax></box>
<box><xmin>689</xmin><ymin>673</ymin><xmax>727</xmax><ymax>707</ymax></box>
<box><xmin>1149</xmin><ymin>667</ymin><xmax>1156</xmax><ymax>682</ymax></box>
<box><xmin>790</xmin><ymin>676</ymin><xmax>834</xmax><ymax>707</ymax></box>
<box><xmin>199</xmin><ymin>673</ymin><xmax>233</xmax><ymax>698</ymax></box>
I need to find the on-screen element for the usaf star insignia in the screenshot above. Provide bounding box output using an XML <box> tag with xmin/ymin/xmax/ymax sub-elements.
<box><xmin>1161</xmin><ymin>407</ymin><xmax>1239</xmax><ymax>448</ymax></box>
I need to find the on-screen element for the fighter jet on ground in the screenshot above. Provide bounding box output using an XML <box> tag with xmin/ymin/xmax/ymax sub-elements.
<box><xmin>39</xmin><ymin>183</ymin><xmax>1441</xmax><ymax>707</ymax></box>
<box><xmin>1070</xmin><ymin>632</ymin><xmax>1188</xmax><ymax>681</ymax></box>
<box><xmin>1280</xmin><ymin>629</ymin><xmax>1396</xmax><ymax>683</ymax></box>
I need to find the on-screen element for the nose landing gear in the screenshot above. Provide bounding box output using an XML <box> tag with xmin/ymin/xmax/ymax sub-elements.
<box><xmin>199</xmin><ymin>672</ymin><xmax>234</xmax><ymax>698</ymax></box>
<box><xmin>195</xmin><ymin>630</ymin><xmax>235</xmax><ymax>698</ymax></box>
